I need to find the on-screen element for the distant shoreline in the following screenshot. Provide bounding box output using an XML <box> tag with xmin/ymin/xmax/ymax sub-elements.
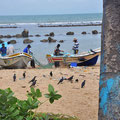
<box><xmin>38</xmin><ymin>24</ymin><xmax>102</xmax><ymax>27</ymax></box>
<box><xmin>0</xmin><ymin>24</ymin><xmax>102</xmax><ymax>29</ymax></box>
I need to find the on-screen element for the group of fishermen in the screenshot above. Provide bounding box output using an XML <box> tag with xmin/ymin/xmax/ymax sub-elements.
<box><xmin>0</xmin><ymin>42</ymin><xmax>14</xmax><ymax>56</ymax></box>
<box><xmin>54</xmin><ymin>38</ymin><xmax>79</xmax><ymax>56</ymax></box>
<box><xmin>54</xmin><ymin>38</ymin><xmax>79</xmax><ymax>67</ymax></box>
<box><xmin>0</xmin><ymin>42</ymin><xmax>32</xmax><ymax>57</ymax></box>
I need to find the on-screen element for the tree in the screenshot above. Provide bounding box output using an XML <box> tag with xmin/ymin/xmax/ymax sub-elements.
<box><xmin>99</xmin><ymin>0</ymin><xmax>120</xmax><ymax>119</ymax></box>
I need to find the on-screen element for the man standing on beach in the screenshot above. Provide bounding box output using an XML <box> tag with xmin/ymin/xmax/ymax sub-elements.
<box><xmin>7</xmin><ymin>41</ymin><xmax>14</xmax><ymax>55</ymax></box>
<box><xmin>72</xmin><ymin>38</ymin><xmax>79</xmax><ymax>54</ymax></box>
<box><xmin>0</xmin><ymin>43</ymin><xmax>7</xmax><ymax>56</ymax></box>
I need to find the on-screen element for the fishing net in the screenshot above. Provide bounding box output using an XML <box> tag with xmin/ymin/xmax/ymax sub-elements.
<box><xmin>30</xmin><ymin>53</ymin><xmax>54</xmax><ymax>69</ymax></box>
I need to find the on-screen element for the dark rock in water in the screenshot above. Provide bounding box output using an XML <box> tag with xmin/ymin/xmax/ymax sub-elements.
<box><xmin>0</xmin><ymin>35</ymin><xmax>3</xmax><ymax>38</ymax></box>
<box><xmin>99</xmin><ymin>32</ymin><xmax>101</xmax><ymax>34</ymax></box>
<box><xmin>44</xmin><ymin>34</ymin><xmax>50</xmax><ymax>36</ymax></box>
<box><xmin>92</xmin><ymin>30</ymin><xmax>98</xmax><ymax>34</ymax></box>
<box><xmin>29</xmin><ymin>35</ymin><xmax>33</xmax><ymax>37</ymax></box>
<box><xmin>16</xmin><ymin>34</ymin><xmax>22</xmax><ymax>38</ymax></box>
<box><xmin>66</xmin><ymin>32</ymin><xmax>74</xmax><ymax>35</ymax></box>
<box><xmin>35</xmin><ymin>34</ymin><xmax>41</xmax><ymax>37</ymax></box>
<box><xmin>4</xmin><ymin>35</ymin><xmax>12</xmax><ymax>38</ymax></box>
<box><xmin>40</xmin><ymin>39</ymin><xmax>48</xmax><ymax>42</ymax></box>
<box><xmin>23</xmin><ymin>39</ymin><xmax>33</xmax><ymax>44</ymax></box>
<box><xmin>49</xmin><ymin>32</ymin><xmax>55</xmax><ymax>36</ymax></box>
<box><xmin>0</xmin><ymin>40</ymin><xmax>4</xmax><ymax>43</ymax></box>
<box><xmin>59</xmin><ymin>40</ymin><xmax>64</xmax><ymax>43</ymax></box>
<box><xmin>81</xmin><ymin>31</ymin><xmax>87</xmax><ymax>34</ymax></box>
<box><xmin>48</xmin><ymin>37</ymin><xmax>56</xmax><ymax>42</ymax></box>
<box><xmin>22</xmin><ymin>29</ymin><xmax>29</xmax><ymax>37</ymax></box>
<box><xmin>9</xmin><ymin>40</ymin><xmax>16</xmax><ymax>44</ymax></box>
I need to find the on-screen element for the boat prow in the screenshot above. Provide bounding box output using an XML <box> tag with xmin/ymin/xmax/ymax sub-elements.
<box><xmin>0</xmin><ymin>53</ymin><xmax>32</xmax><ymax>69</ymax></box>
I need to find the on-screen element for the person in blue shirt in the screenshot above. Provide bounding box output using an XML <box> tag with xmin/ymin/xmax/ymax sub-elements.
<box><xmin>23</xmin><ymin>45</ymin><xmax>31</xmax><ymax>54</ymax></box>
<box><xmin>0</xmin><ymin>43</ymin><xmax>7</xmax><ymax>56</ymax></box>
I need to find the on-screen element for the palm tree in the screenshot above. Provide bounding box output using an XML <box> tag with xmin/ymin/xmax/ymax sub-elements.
<box><xmin>99</xmin><ymin>0</ymin><xmax>120</xmax><ymax>119</ymax></box>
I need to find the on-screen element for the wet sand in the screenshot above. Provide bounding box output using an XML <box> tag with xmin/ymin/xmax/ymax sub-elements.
<box><xmin>0</xmin><ymin>65</ymin><xmax>100</xmax><ymax>120</ymax></box>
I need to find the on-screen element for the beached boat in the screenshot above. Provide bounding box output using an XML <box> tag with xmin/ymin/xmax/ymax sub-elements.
<box><xmin>0</xmin><ymin>53</ymin><xmax>32</xmax><ymax>69</ymax></box>
<box><xmin>46</xmin><ymin>48</ymin><xmax>101</xmax><ymax>66</ymax></box>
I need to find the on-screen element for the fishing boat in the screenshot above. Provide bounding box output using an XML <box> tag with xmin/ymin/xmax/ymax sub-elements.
<box><xmin>0</xmin><ymin>53</ymin><xmax>32</xmax><ymax>69</ymax></box>
<box><xmin>46</xmin><ymin>48</ymin><xmax>101</xmax><ymax>66</ymax></box>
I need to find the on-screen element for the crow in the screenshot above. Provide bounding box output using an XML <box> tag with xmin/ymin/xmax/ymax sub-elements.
<box><xmin>30</xmin><ymin>80</ymin><xmax>37</xmax><ymax>87</ymax></box>
<box><xmin>81</xmin><ymin>80</ymin><xmax>86</xmax><ymax>88</ymax></box>
<box><xmin>50</xmin><ymin>71</ymin><xmax>53</xmax><ymax>77</ymax></box>
<box><xmin>57</xmin><ymin>77</ymin><xmax>65</xmax><ymax>84</ymax></box>
<box><xmin>67</xmin><ymin>76</ymin><xmax>74</xmax><ymax>83</ymax></box>
<box><xmin>13</xmin><ymin>74</ymin><xmax>16</xmax><ymax>82</ymax></box>
<box><xmin>43</xmin><ymin>75</ymin><xmax>46</xmax><ymax>77</ymax></box>
<box><xmin>29</xmin><ymin>76</ymin><xmax>37</xmax><ymax>83</ymax></box>
<box><xmin>23</xmin><ymin>71</ymin><xmax>26</xmax><ymax>78</ymax></box>
<box><xmin>90</xmin><ymin>49</ymin><xmax>96</xmax><ymax>54</ymax></box>
<box><xmin>75</xmin><ymin>79</ymin><xmax>79</xmax><ymax>82</ymax></box>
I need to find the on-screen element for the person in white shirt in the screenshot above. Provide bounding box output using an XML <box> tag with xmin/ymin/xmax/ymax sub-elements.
<box><xmin>72</xmin><ymin>38</ymin><xmax>79</xmax><ymax>54</ymax></box>
<box><xmin>7</xmin><ymin>41</ymin><xmax>14</xmax><ymax>55</ymax></box>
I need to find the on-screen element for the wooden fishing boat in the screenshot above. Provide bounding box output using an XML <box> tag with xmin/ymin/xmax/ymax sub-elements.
<box><xmin>0</xmin><ymin>53</ymin><xmax>32</xmax><ymax>69</ymax></box>
<box><xmin>46</xmin><ymin>48</ymin><xmax>101</xmax><ymax>66</ymax></box>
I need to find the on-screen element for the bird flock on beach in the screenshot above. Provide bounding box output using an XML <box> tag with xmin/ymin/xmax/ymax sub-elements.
<box><xmin>13</xmin><ymin>71</ymin><xmax>86</xmax><ymax>88</ymax></box>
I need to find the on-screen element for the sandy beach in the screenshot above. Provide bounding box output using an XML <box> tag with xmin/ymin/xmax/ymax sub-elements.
<box><xmin>0</xmin><ymin>65</ymin><xmax>100</xmax><ymax>120</ymax></box>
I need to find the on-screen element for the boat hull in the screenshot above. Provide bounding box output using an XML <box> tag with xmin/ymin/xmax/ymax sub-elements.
<box><xmin>46</xmin><ymin>48</ymin><xmax>101</xmax><ymax>66</ymax></box>
<box><xmin>0</xmin><ymin>53</ymin><xmax>32</xmax><ymax>69</ymax></box>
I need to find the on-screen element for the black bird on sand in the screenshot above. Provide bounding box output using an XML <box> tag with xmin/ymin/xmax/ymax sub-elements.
<box><xmin>67</xmin><ymin>76</ymin><xmax>74</xmax><ymax>83</ymax></box>
<box><xmin>23</xmin><ymin>72</ymin><xmax>26</xmax><ymax>78</ymax></box>
<box><xmin>13</xmin><ymin>74</ymin><xmax>16</xmax><ymax>82</ymax></box>
<box><xmin>75</xmin><ymin>79</ymin><xmax>79</xmax><ymax>82</ymax></box>
<box><xmin>30</xmin><ymin>80</ymin><xmax>37</xmax><ymax>87</ymax></box>
<box><xmin>57</xmin><ymin>77</ymin><xmax>65</xmax><ymax>84</ymax></box>
<box><xmin>50</xmin><ymin>71</ymin><xmax>53</xmax><ymax>77</ymax></box>
<box><xmin>81</xmin><ymin>80</ymin><xmax>86</xmax><ymax>88</ymax></box>
<box><xmin>29</xmin><ymin>76</ymin><xmax>37</xmax><ymax>83</ymax></box>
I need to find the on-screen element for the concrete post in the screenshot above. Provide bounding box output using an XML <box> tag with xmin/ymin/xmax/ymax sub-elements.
<box><xmin>99</xmin><ymin>0</ymin><xmax>120</xmax><ymax>119</ymax></box>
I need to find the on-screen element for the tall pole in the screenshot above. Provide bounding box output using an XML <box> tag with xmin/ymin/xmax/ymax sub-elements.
<box><xmin>99</xmin><ymin>0</ymin><xmax>120</xmax><ymax>119</ymax></box>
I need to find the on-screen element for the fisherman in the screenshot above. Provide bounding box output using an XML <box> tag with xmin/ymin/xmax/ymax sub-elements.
<box><xmin>23</xmin><ymin>45</ymin><xmax>35</xmax><ymax>68</ymax></box>
<box><xmin>0</xmin><ymin>43</ymin><xmax>7</xmax><ymax>56</ymax></box>
<box><xmin>54</xmin><ymin>44</ymin><xmax>64</xmax><ymax>56</ymax></box>
<box><xmin>7</xmin><ymin>41</ymin><xmax>14</xmax><ymax>55</ymax></box>
<box><xmin>54</xmin><ymin>44</ymin><xmax>64</xmax><ymax>67</ymax></box>
<box><xmin>23</xmin><ymin>45</ymin><xmax>32</xmax><ymax>54</ymax></box>
<box><xmin>72</xmin><ymin>38</ymin><xmax>79</xmax><ymax>54</ymax></box>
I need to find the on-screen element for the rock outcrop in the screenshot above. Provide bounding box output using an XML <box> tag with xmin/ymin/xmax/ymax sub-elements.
<box><xmin>66</xmin><ymin>32</ymin><xmax>74</xmax><ymax>35</ymax></box>
<box><xmin>22</xmin><ymin>29</ymin><xmax>29</xmax><ymax>37</ymax></box>
<box><xmin>0</xmin><ymin>40</ymin><xmax>4</xmax><ymax>43</ymax></box>
<box><xmin>23</xmin><ymin>39</ymin><xmax>33</xmax><ymax>44</ymax></box>
<box><xmin>9</xmin><ymin>40</ymin><xmax>16</xmax><ymax>44</ymax></box>
<box><xmin>81</xmin><ymin>31</ymin><xmax>87</xmax><ymax>34</ymax></box>
<box><xmin>92</xmin><ymin>30</ymin><xmax>98</xmax><ymax>34</ymax></box>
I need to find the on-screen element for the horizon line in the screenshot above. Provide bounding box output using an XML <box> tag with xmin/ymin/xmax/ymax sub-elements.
<box><xmin>0</xmin><ymin>12</ymin><xmax>103</xmax><ymax>16</ymax></box>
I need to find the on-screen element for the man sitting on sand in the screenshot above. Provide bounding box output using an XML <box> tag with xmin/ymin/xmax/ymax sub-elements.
<box><xmin>0</xmin><ymin>43</ymin><xmax>7</xmax><ymax>56</ymax></box>
<box><xmin>72</xmin><ymin>38</ymin><xmax>79</xmax><ymax>54</ymax></box>
<box><xmin>7</xmin><ymin>41</ymin><xmax>14</xmax><ymax>55</ymax></box>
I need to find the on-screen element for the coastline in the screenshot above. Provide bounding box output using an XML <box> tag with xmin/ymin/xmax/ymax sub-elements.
<box><xmin>0</xmin><ymin>65</ymin><xmax>100</xmax><ymax>120</ymax></box>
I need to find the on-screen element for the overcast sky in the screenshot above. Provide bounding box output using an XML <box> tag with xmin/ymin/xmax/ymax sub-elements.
<box><xmin>0</xmin><ymin>0</ymin><xmax>103</xmax><ymax>15</ymax></box>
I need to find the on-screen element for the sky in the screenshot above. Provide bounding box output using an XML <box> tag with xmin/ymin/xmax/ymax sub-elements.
<box><xmin>0</xmin><ymin>0</ymin><xmax>103</xmax><ymax>15</ymax></box>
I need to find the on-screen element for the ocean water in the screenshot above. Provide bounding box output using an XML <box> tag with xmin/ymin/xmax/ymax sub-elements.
<box><xmin>0</xmin><ymin>13</ymin><xmax>102</xmax><ymax>64</ymax></box>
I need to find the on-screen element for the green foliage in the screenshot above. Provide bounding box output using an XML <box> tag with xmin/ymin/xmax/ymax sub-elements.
<box><xmin>45</xmin><ymin>84</ymin><xmax>62</xmax><ymax>103</ymax></box>
<box><xmin>0</xmin><ymin>84</ymin><xmax>61</xmax><ymax>120</ymax></box>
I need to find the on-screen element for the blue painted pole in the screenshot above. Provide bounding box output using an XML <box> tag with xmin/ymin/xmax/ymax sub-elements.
<box><xmin>99</xmin><ymin>0</ymin><xmax>120</xmax><ymax>119</ymax></box>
